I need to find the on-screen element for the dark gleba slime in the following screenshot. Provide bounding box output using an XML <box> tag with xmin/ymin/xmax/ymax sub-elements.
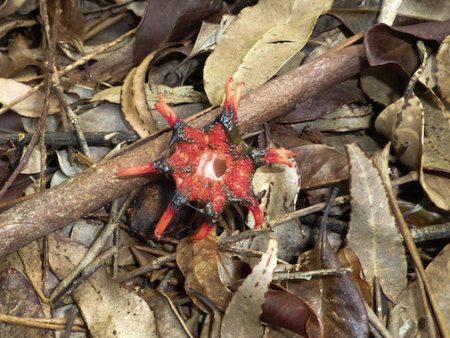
<box><xmin>118</xmin><ymin>78</ymin><xmax>296</xmax><ymax>240</ymax></box>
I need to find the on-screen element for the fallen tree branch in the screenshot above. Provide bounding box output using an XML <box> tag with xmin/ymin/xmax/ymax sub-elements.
<box><xmin>0</xmin><ymin>44</ymin><xmax>366</xmax><ymax>257</ymax></box>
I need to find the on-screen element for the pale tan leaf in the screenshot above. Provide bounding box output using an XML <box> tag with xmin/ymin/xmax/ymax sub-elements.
<box><xmin>91</xmin><ymin>86</ymin><xmax>121</xmax><ymax>103</ymax></box>
<box><xmin>293</xmin><ymin>105</ymin><xmax>372</xmax><ymax>132</ymax></box>
<box><xmin>375</xmin><ymin>95</ymin><xmax>424</xmax><ymax>170</ymax></box>
<box><xmin>0</xmin><ymin>0</ymin><xmax>26</xmax><ymax>17</ymax></box>
<box><xmin>0</xmin><ymin>19</ymin><xmax>36</xmax><ymax>39</ymax></box>
<box><xmin>121</xmin><ymin>68</ymin><xmax>151</xmax><ymax>138</ymax></box>
<box><xmin>221</xmin><ymin>237</ymin><xmax>278</xmax><ymax>338</ymax></box>
<box><xmin>346</xmin><ymin>143</ymin><xmax>407</xmax><ymax>301</ymax></box>
<box><xmin>436</xmin><ymin>35</ymin><xmax>450</xmax><ymax>103</ymax></box>
<box><xmin>0</xmin><ymin>78</ymin><xmax>58</xmax><ymax>117</ymax></box>
<box><xmin>204</xmin><ymin>0</ymin><xmax>332</xmax><ymax>105</ymax></box>
<box><xmin>176</xmin><ymin>232</ymin><xmax>232</xmax><ymax>312</ymax></box>
<box><xmin>389</xmin><ymin>244</ymin><xmax>450</xmax><ymax>338</ymax></box>
<box><xmin>48</xmin><ymin>234</ymin><xmax>158</xmax><ymax>338</ymax></box>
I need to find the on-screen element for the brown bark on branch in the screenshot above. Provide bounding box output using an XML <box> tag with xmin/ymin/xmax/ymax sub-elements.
<box><xmin>0</xmin><ymin>45</ymin><xmax>366</xmax><ymax>257</ymax></box>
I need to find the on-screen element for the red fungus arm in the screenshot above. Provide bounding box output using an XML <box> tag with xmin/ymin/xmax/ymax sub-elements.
<box><xmin>154</xmin><ymin>97</ymin><xmax>180</xmax><ymax>126</ymax></box>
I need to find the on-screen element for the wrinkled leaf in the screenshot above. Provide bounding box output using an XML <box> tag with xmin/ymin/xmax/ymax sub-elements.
<box><xmin>48</xmin><ymin>234</ymin><xmax>158</xmax><ymax>338</ymax></box>
<box><xmin>346</xmin><ymin>144</ymin><xmax>407</xmax><ymax>301</ymax></box>
<box><xmin>204</xmin><ymin>0</ymin><xmax>332</xmax><ymax>105</ymax></box>
<box><xmin>221</xmin><ymin>237</ymin><xmax>278</xmax><ymax>338</ymax></box>
<box><xmin>176</xmin><ymin>232</ymin><xmax>232</xmax><ymax>312</ymax></box>
<box><xmin>292</xmin><ymin>104</ymin><xmax>372</xmax><ymax>132</ymax></box>
<box><xmin>436</xmin><ymin>35</ymin><xmax>450</xmax><ymax>103</ymax></box>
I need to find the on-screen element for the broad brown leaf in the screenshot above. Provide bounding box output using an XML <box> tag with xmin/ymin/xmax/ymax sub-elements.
<box><xmin>436</xmin><ymin>35</ymin><xmax>450</xmax><ymax>103</ymax></box>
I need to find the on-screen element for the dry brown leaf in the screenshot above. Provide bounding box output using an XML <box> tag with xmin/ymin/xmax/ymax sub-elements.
<box><xmin>0</xmin><ymin>19</ymin><xmax>36</xmax><ymax>40</ymax></box>
<box><xmin>0</xmin><ymin>78</ymin><xmax>58</xmax><ymax>117</ymax></box>
<box><xmin>176</xmin><ymin>232</ymin><xmax>232</xmax><ymax>312</ymax></box>
<box><xmin>0</xmin><ymin>268</ymin><xmax>48</xmax><ymax>338</ymax></box>
<box><xmin>48</xmin><ymin>234</ymin><xmax>158</xmax><ymax>338</ymax></box>
<box><xmin>221</xmin><ymin>237</ymin><xmax>278</xmax><ymax>338</ymax></box>
<box><xmin>47</xmin><ymin>0</ymin><xmax>84</xmax><ymax>43</ymax></box>
<box><xmin>436</xmin><ymin>35</ymin><xmax>450</xmax><ymax>103</ymax></box>
<box><xmin>389</xmin><ymin>243</ymin><xmax>450</xmax><ymax>338</ymax></box>
<box><xmin>287</xmin><ymin>238</ymin><xmax>368</xmax><ymax>337</ymax></box>
<box><xmin>121</xmin><ymin>68</ymin><xmax>153</xmax><ymax>138</ymax></box>
<box><xmin>293</xmin><ymin>105</ymin><xmax>372</xmax><ymax>132</ymax></box>
<box><xmin>293</xmin><ymin>144</ymin><xmax>348</xmax><ymax>189</ymax></box>
<box><xmin>375</xmin><ymin>95</ymin><xmax>424</xmax><ymax>170</ymax></box>
<box><xmin>346</xmin><ymin>143</ymin><xmax>407</xmax><ymax>301</ymax></box>
<box><xmin>204</xmin><ymin>0</ymin><xmax>332</xmax><ymax>105</ymax></box>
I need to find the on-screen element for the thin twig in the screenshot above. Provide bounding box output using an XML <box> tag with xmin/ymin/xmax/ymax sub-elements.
<box><xmin>62</xmin><ymin>305</ymin><xmax>77</xmax><ymax>338</ymax></box>
<box><xmin>365</xmin><ymin>303</ymin><xmax>394</xmax><ymax>338</ymax></box>
<box><xmin>0</xmin><ymin>313</ymin><xmax>86</xmax><ymax>332</ymax></box>
<box><xmin>117</xmin><ymin>254</ymin><xmax>176</xmax><ymax>283</ymax></box>
<box><xmin>410</xmin><ymin>223</ymin><xmax>450</xmax><ymax>242</ymax></box>
<box><xmin>272</xmin><ymin>267</ymin><xmax>352</xmax><ymax>281</ymax></box>
<box><xmin>0</xmin><ymin>28</ymin><xmax>137</xmax><ymax>115</ymax></box>
<box><xmin>53</xmin><ymin>246</ymin><xmax>118</xmax><ymax>306</ymax></box>
<box><xmin>50</xmin><ymin>195</ymin><xmax>134</xmax><ymax>301</ymax></box>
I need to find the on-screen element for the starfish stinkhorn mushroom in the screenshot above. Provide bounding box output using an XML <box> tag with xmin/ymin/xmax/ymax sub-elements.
<box><xmin>118</xmin><ymin>78</ymin><xmax>296</xmax><ymax>240</ymax></box>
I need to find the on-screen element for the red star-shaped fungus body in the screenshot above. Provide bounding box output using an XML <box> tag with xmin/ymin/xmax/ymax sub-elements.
<box><xmin>118</xmin><ymin>77</ymin><xmax>296</xmax><ymax>240</ymax></box>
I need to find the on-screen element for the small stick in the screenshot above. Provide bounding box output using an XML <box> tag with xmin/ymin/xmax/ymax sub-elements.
<box><xmin>0</xmin><ymin>313</ymin><xmax>86</xmax><ymax>332</ymax></box>
<box><xmin>53</xmin><ymin>246</ymin><xmax>118</xmax><ymax>306</ymax></box>
<box><xmin>117</xmin><ymin>254</ymin><xmax>176</xmax><ymax>283</ymax></box>
<box><xmin>272</xmin><ymin>267</ymin><xmax>352</xmax><ymax>281</ymax></box>
<box><xmin>62</xmin><ymin>305</ymin><xmax>77</xmax><ymax>338</ymax></box>
<box><xmin>410</xmin><ymin>223</ymin><xmax>450</xmax><ymax>242</ymax></box>
<box><xmin>0</xmin><ymin>28</ymin><xmax>137</xmax><ymax>115</ymax></box>
<box><xmin>365</xmin><ymin>304</ymin><xmax>394</xmax><ymax>338</ymax></box>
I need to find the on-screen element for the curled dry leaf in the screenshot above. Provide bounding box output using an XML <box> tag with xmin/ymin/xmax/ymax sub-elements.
<box><xmin>221</xmin><ymin>237</ymin><xmax>278</xmax><ymax>338</ymax></box>
<box><xmin>389</xmin><ymin>243</ymin><xmax>450</xmax><ymax>338</ymax></box>
<box><xmin>48</xmin><ymin>234</ymin><xmax>158</xmax><ymax>338</ymax></box>
<box><xmin>375</xmin><ymin>95</ymin><xmax>424</xmax><ymax>170</ymax></box>
<box><xmin>0</xmin><ymin>78</ymin><xmax>58</xmax><ymax>117</ymax></box>
<box><xmin>176</xmin><ymin>232</ymin><xmax>232</xmax><ymax>312</ymax></box>
<box><xmin>0</xmin><ymin>268</ymin><xmax>48</xmax><ymax>338</ymax></box>
<box><xmin>292</xmin><ymin>144</ymin><xmax>348</xmax><ymax>189</ymax></box>
<box><xmin>346</xmin><ymin>143</ymin><xmax>407</xmax><ymax>301</ymax></box>
<box><xmin>436</xmin><ymin>35</ymin><xmax>450</xmax><ymax>103</ymax></box>
<box><xmin>121</xmin><ymin>64</ymin><xmax>156</xmax><ymax>138</ymax></box>
<box><xmin>0</xmin><ymin>0</ymin><xmax>26</xmax><ymax>17</ymax></box>
<box><xmin>204</xmin><ymin>0</ymin><xmax>332</xmax><ymax>105</ymax></box>
<box><xmin>287</xmin><ymin>235</ymin><xmax>368</xmax><ymax>337</ymax></box>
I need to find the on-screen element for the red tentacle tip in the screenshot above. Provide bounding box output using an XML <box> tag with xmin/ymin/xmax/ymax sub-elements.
<box><xmin>224</xmin><ymin>76</ymin><xmax>245</xmax><ymax>113</ymax></box>
<box><xmin>154</xmin><ymin>97</ymin><xmax>180</xmax><ymax>126</ymax></box>
<box><xmin>264</xmin><ymin>148</ymin><xmax>298</xmax><ymax>167</ymax></box>
<box><xmin>190</xmin><ymin>223</ymin><xmax>213</xmax><ymax>241</ymax></box>
<box><xmin>117</xmin><ymin>163</ymin><xmax>156</xmax><ymax>177</ymax></box>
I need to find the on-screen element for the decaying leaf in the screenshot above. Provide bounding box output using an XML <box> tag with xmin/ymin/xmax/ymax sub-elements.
<box><xmin>288</xmin><ymin>234</ymin><xmax>368</xmax><ymax>337</ymax></box>
<box><xmin>204</xmin><ymin>0</ymin><xmax>332</xmax><ymax>105</ymax></box>
<box><xmin>436</xmin><ymin>35</ymin><xmax>450</xmax><ymax>103</ymax></box>
<box><xmin>292</xmin><ymin>105</ymin><xmax>372</xmax><ymax>133</ymax></box>
<box><xmin>0</xmin><ymin>268</ymin><xmax>48</xmax><ymax>338</ymax></box>
<box><xmin>292</xmin><ymin>144</ymin><xmax>348</xmax><ymax>189</ymax></box>
<box><xmin>48</xmin><ymin>234</ymin><xmax>158</xmax><ymax>338</ymax></box>
<box><xmin>176</xmin><ymin>232</ymin><xmax>232</xmax><ymax>312</ymax></box>
<box><xmin>389</xmin><ymin>244</ymin><xmax>450</xmax><ymax>338</ymax></box>
<box><xmin>0</xmin><ymin>78</ymin><xmax>58</xmax><ymax>117</ymax></box>
<box><xmin>47</xmin><ymin>0</ymin><xmax>84</xmax><ymax>43</ymax></box>
<box><xmin>221</xmin><ymin>237</ymin><xmax>278</xmax><ymax>338</ymax></box>
<box><xmin>346</xmin><ymin>143</ymin><xmax>407</xmax><ymax>301</ymax></box>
